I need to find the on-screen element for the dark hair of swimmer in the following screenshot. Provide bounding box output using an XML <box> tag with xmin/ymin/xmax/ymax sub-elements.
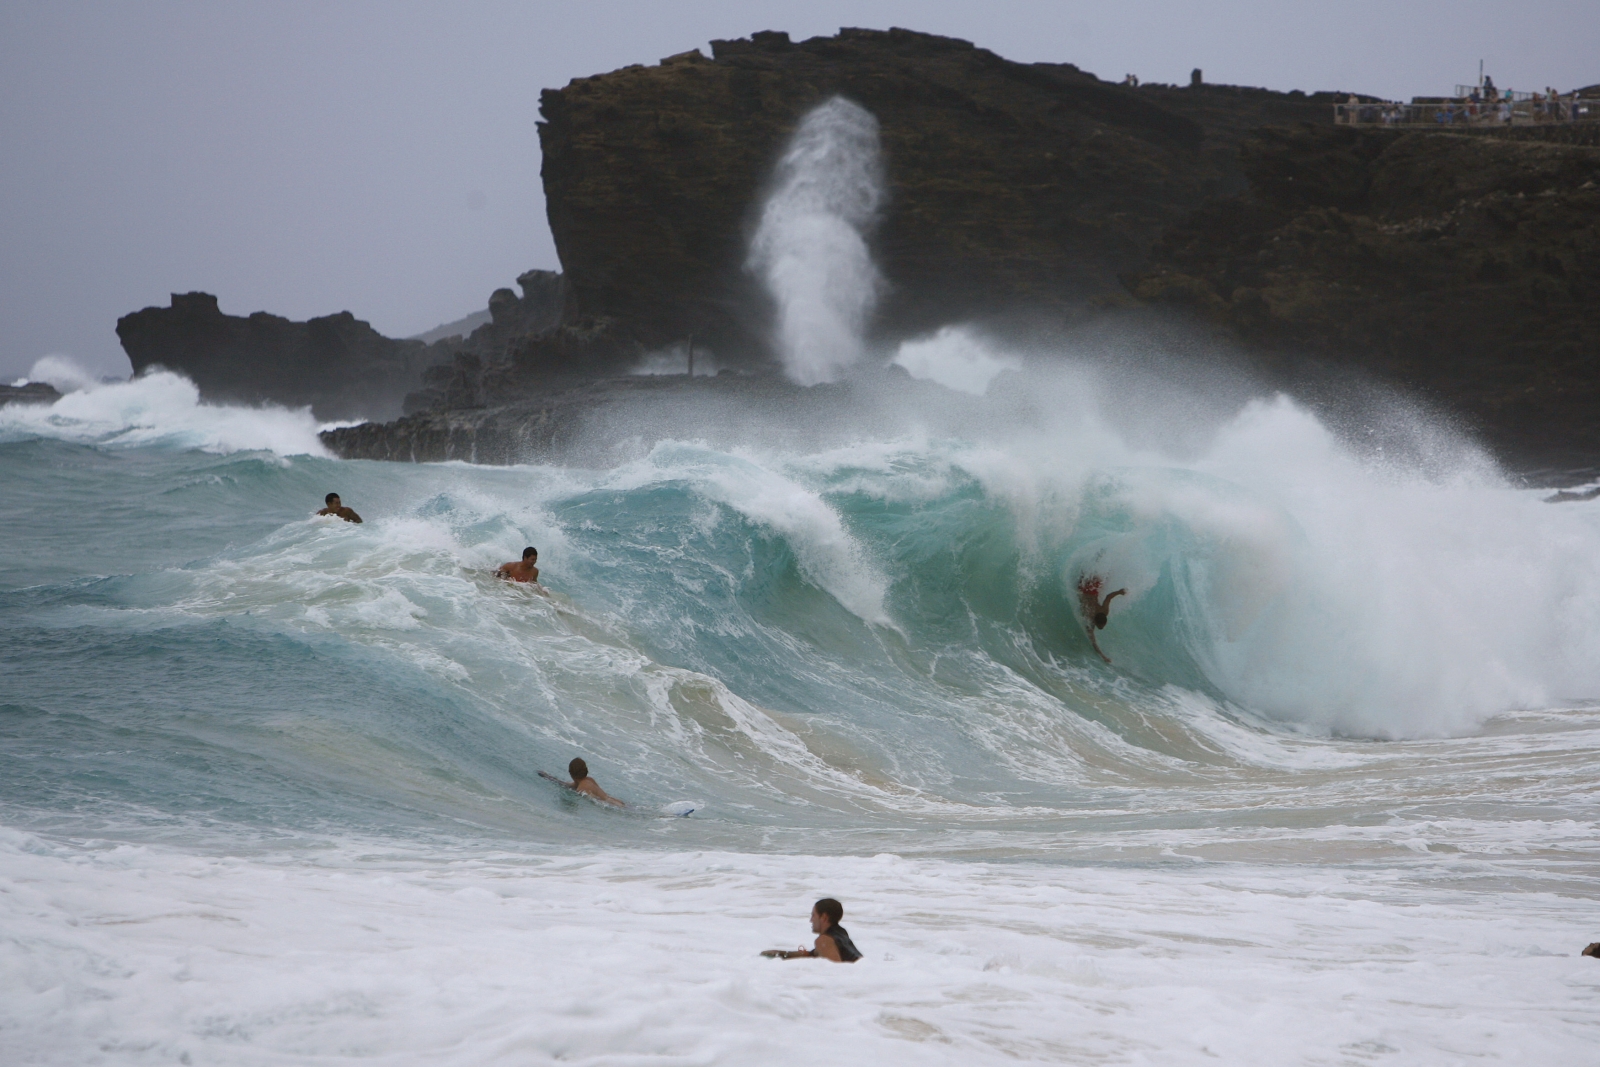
<box><xmin>1094</xmin><ymin>610</ymin><xmax>1109</xmax><ymax>629</ymax></box>
<box><xmin>815</xmin><ymin>898</ymin><xmax>843</xmax><ymax>925</ymax></box>
<box><xmin>569</xmin><ymin>757</ymin><xmax>588</xmax><ymax>782</ymax></box>
<box><xmin>325</xmin><ymin>492</ymin><xmax>340</xmax><ymax>505</ymax></box>
<box><xmin>523</xmin><ymin>546</ymin><xmax>538</xmax><ymax>560</ymax></box>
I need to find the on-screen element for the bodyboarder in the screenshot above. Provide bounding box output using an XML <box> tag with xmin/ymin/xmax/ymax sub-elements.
<box><xmin>540</xmin><ymin>757</ymin><xmax>624</xmax><ymax>807</ymax></box>
<box><xmin>761</xmin><ymin>898</ymin><xmax>862</xmax><ymax>962</ymax></box>
<box><xmin>315</xmin><ymin>493</ymin><xmax>362</xmax><ymax>523</ymax></box>
<box><xmin>496</xmin><ymin>546</ymin><xmax>541</xmax><ymax>584</ymax></box>
<box><xmin>1077</xmin><ymin>575</ymin><xmax>1127</xmax><ymax>664</ymax></box>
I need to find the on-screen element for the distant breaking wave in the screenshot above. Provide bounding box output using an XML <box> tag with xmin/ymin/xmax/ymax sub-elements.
<box><xmin>0</xmin><ymin>366</ymin><xmax>332</xmax><ymax>456</ymax></box>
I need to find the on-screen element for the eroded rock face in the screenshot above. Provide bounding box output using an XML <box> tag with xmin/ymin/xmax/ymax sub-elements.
<box><xmin>537</xmin><ymin>27</ymin><xmax>1332</xmax><ymax>362</ymax></box>
<box><xmin>116</xmin><ymin>293</ymin><xmax>448</xmax><ymax>422</ymax></box>
<box><xmin>1131</xmin><ymin>125</ymin><xmax>1600</xmax><ymax>468</ymax></box>
<box><xmin>0</xmin><ymin>382</ymin><xmax>62</xmax><ymax>406</ymax></box>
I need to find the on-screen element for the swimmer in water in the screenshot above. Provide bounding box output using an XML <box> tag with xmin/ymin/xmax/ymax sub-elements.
<box><xmin>496</xmin><ymin>546</ymin><xmax>540</xmax><ymax>584</ymax></box>
<box><xmin>315</xmin><ymin>493</ymin><xmax>362</xmax><ymax>523</ymax></box>
<box><xmin>1077</xmin><ymin>575</ymin><xmax>1127</xmax><ymax>664</ymax></box>
<box><xmin>558</xmin><ymin>757</ymin><xmax>623</xmax><ymax>807</ymax></box>
<box><xmin>761</xmin><ymin>898</ymin><xmax>862</xmax><ymax>962</ymax></box>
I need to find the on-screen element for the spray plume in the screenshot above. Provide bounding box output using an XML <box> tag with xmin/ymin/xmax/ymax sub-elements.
<box><xmin>748</xmin><ymin>97</ymin><xmax>885</xmax><ymax>386</ymax></box>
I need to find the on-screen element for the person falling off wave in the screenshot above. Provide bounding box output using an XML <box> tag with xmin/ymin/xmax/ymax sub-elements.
<box><xmin>1077</xmin><ymin>575</ymin><xmax>1127</xmax><ymax>664</ymax></box>
<box><xmin>761</xmin><ymin>898</ymin><xmax>862</xmax><ymax>962</ymax></box>
<box><xmin>316</xmin><ymin>492</ymin><xmax>362</xmax><ymax>523</ymax></box>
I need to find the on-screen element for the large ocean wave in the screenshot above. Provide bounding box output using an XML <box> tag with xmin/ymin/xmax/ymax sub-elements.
<box><xmin>6</xmin><ymin>366</ymin><xmax>1600</xmax><ymax>857</ymax></box>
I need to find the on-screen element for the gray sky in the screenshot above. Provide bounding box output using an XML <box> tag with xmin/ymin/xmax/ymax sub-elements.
<box><xmin>3</xmin><ymin>0</ymin><xmax>1595</xmax><ymax>380</ymax></box>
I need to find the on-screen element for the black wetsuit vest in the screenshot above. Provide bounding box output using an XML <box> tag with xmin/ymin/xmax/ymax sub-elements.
<box><xmin>823</xmin><ymin>923</ymin><xmax>862</xmax><ymax>962</ymax></box>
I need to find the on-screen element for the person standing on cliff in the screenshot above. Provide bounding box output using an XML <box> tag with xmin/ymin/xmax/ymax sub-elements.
<box><xmin>315</xmin><ymin>493</ymin><xmax>362</xmax><ymax>523</ymax></box>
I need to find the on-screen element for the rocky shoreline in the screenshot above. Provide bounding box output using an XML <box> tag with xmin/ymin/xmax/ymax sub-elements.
<box><xmin>98</xmin><ymin>27</ymin><xmax>1597</xmax><ymax>474</ymax></box>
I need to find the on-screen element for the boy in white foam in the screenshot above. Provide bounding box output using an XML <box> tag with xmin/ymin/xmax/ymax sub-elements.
<box><xmin>315</xmin><ymin>492</ymin><xmax>362</xmax><ymax>523</ymax></box>
<box><xmin>762</xmin><ymin>898</ymin><xmax>862</xmax><ymax>962</ymax></box>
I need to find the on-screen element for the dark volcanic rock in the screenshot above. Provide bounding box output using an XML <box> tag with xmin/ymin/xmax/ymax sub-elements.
<box><xmin>399</xmin><ymin>270</ymin><xmax>642</xmax><ymax>414</ymax></box>
<box><xmin>1131</xmin><ymin>125</ymin><xmax>1600</xmax><ymax>468</ymax></box>
<box><xmin>537</xmin><ymin>27</ymin><xmax>1332</xmax><ymax>364</ymax></box>
<box><xmin>0</xmin><ymin>381</ymin><xmax>63</xmax><ymax>406</ymax></box>
<box><xmin>116</xmin><ymin>293</ymin><xmax>450</xmax><ymax>421</ymax></box>
<box><xmin>324</xmin><ymin>371</ymin><xmax>871</xmax><ymax>465</ymax></box>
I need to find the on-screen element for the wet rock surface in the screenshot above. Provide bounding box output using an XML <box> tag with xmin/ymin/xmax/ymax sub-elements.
<box><xmin>0</xmin><ymin>382</ymin><xmax>63</xmax><ymax>406</ymax></box>
<box><xmin>116</xmin><ymin>292</ymin><xmax>451</xmax><ymax>422</ymax></box>
<box><xmin>321</xmin><ymin>369</ymin><xmax>922</xmax><ymax>465</ymax></box>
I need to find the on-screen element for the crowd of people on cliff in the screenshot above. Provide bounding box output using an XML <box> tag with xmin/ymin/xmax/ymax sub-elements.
<box><xmin>1337</xmin><ymin>76</ymin><xmax>1591</xmax><ymax>127</ymax></box>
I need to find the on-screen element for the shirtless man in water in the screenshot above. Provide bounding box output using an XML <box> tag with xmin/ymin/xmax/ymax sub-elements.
<box><xmin>557</xmin><ymin>757</ymin><xmax>624</xmax><ymax>806</ymax></box>
<box><xmin>496</xmin><ymin>546</ymin><xmax>540</xmax><ymax>583</ymax></box>
<box><xmin>1077</xmin><ymin>575</ymin><xmax>1127</xmax><ymax>664</ymax></box>
<box><xmin>315</xmin><ymin>493</ymin><xmax>362</xmax><ymax>523</ymax></box>
<box><xmin>761</xmin><ymin>898</ymin><xmax>862</xmax><ymax>962</ymax></box>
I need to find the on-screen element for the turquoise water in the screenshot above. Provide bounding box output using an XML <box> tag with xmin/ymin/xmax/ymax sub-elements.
<box><xmin>6</xmin><ymin>372</ymin><xmax>1600</xmax><ymax>1063</ymax></box>
<box><xmin>5</xmin><ymin>372</ymin><xmax>1599</xmax><ymax>865</ymax></box>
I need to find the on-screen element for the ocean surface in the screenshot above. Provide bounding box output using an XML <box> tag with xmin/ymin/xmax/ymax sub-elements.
<box><xmin>3</xmin><ymin>368</ymin><xmax>1599</xmax><ymax>1064</ymax></box>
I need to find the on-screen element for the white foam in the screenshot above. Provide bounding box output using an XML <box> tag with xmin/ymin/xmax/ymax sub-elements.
<box><xmin>892</xmin><ymin>326</ymin><xmax>1020</xmax><ymax>395</ymax></box>
<box><xmin>23</xmin><ymin>353</ymin><xmax>101</xmax><ymax>393</ymax></box>
<box><xmin>0</xmin><ymin>369</ymin><xmax>330</xmax><ymax>456</ymax></box>
<box><xmin>4</xmin><ymin>831</ymin><xmax>1595</xmax><ymax>1066</ymax></box>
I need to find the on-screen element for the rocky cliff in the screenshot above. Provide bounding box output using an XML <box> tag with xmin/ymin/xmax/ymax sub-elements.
<box><xmin>320</xmin><ymin>366</ymin><xmax>956</xmax><ymax>466</ymax></box>
<box><xmin>116</xmin><ymin>270</ymin><xmax>568</xmax><ymax>421</ymax></box>
<box><xmin>1130</xmin><ymin>124</ymin><xmax>1600</xmax><ymax>469</ymax></box>
<box><xmin>117</xmin><ymin>292</ymin><xmax>447</xmax><ymax>421</ymax></box>
<box><xmin>537</xmin><ymin>27</ymin><xmax>1334</xmax><ymax>364</ymax></box>
<box><xmin>0</xmin><ymin>382</ymin><xmax>61</xmax><ymax>406</ymax></box>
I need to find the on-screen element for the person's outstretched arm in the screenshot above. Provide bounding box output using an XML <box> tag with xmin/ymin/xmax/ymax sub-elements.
<box><xmin>761</xmin><ymin>934</ymin><xmax>843</xmax><ymax>961</ymax></box>
<box><xmin>1103</xmin><ymin>588</ymin><xmax>1127</xmax><ymax>609</ymax></box>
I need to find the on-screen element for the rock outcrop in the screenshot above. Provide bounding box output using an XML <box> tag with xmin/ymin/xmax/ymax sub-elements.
<box><xmin>115</xmin><ymin>271</ymin><xmax>572</xmax><ymax>422</ymax></box>
<box><xmin>322</xmin><ymin>369</ymin><xmax>934</xmax><ymax>465</ymax></box>
<box><xmin>0</xmin><ymin>382</ymin><xmax>62</xmax><ymax>406</ymax></box>
<box><xmin>1130</xmin><ymin>124</ymin><xmax>1600</xmax><ymax>469</ymax></box>
<box><xmin>400</xmin><ymin>269</ymin><xmax>592</xmax><ymax>413</ymax></box>
<box><xmin>537</xmin><ymin>27</ymin><xmax>1334</xmax><ymax>364</ymax></box>
<box><xmin>116</xmin><ymin>292</ymin><xmax>448</xmax><ymax>421</ymax></box>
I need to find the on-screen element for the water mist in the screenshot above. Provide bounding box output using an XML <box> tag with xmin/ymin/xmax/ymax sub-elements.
<box><xmin>748</xmin><ymin>97</ymin><xmax>885</xmax><ymax>386</ymax></box>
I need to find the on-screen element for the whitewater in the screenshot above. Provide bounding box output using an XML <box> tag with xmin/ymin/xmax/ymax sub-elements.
<box><xmin>3</xmin><ymin>356</ymin><xmax>1600</xmax><ymax>1065</ymax></box>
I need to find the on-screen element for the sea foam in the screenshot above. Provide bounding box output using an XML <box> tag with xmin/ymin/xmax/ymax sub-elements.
<box><xmin>0</xmin><ymin>366</ymin><xmax>332</xmax><ymax>456</ymax></box>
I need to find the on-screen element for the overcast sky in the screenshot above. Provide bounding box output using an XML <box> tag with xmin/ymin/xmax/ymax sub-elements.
<box><xmin>3</xmin><ymin>0</ymin><xmax>1595</xmax><ymax>380</ymax></box>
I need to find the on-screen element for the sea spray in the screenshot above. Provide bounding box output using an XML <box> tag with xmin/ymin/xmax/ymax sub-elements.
<box><xmin>748</xmin><ymin>97</ymin><xmax>885</xmax><ymax>386</ymax></box>
<box><xmin>0</xmin><ymin>368</ymin><xmax>331</xmax><ymax>455</ymax></box>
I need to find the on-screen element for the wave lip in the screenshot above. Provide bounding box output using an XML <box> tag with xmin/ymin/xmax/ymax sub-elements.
<box><xmin>0</xmin><ymin>368</ymin><xmax>331</xmax><ymax>456</ymax></box>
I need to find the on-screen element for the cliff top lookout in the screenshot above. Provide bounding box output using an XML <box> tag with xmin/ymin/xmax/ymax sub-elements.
<box><xmin>1335</xmin><ymin>81</ymin><xmax>1599</xmax><ymax>127</ymax></box>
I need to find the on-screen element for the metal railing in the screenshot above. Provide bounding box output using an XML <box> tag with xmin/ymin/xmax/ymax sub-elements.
<box><xmin>1334</xmin><ymin>94</ymin><xmax>1596</xmax><ymax>127</ymax></box>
